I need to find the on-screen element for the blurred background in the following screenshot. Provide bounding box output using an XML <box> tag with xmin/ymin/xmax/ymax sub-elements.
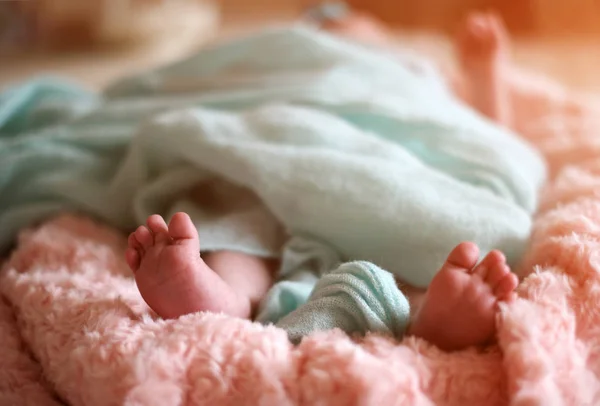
<box><xmin>2</xmin><ymin>0</ymin><xmax>600</xmax><ymax>90</ymax></box>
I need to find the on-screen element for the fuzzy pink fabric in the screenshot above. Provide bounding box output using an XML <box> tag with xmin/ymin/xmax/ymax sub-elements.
<box><xmin>2</xmin><ymin>46</ymin><xmax>600</xmax><ymax>406</ymax></box>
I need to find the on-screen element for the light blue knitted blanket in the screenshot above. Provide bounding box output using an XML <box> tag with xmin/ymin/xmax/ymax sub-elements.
<box><xmin>0</xmin><ymin>26</ymin><xmax>545</xmax><ymax>342</ymax></box>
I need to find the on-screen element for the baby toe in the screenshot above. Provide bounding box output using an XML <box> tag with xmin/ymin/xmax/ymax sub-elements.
<box><xmin>167</xmin><ymin>212</ymin><xmax>200</xmax><ymax>251</ymax></box>
<box><xmin>473</xmin><ymin>250</ymin><xmax>505</xmax><ymax>279</ymax></box>
<box><xmin>487</xmin><ymin>11</ymin><xmax>507</xmax><ymax>35</ymax></box>
<box><xmin>485</xmin><ymin>263</ymin><xmax>510</xmax><ymax>288</ymax></box>
<box><xmin>125</xmin><ymin>247</ymin><xmax>140</xmax><ymax>271</ymax></box>
<box><xmin>168</xmin><ymin>212</ymin><xmax>198</xmax><ymax>241</ymax></box>
<box><xmin>147</xmin><ymin>214</ymin><xmax>170</xmax><ymax>243</ymax></box>
<box><xmin>494</xmin><ymin>273</ymin><xmax>519</xmax><ymax>300</ymax></box>
<box><xmin>134</xmin><ymin>225</ymin><xmax>153</xmax><ymax>249</ymax></box>
<box><xmin>445</xmin><ymin>242</ymin><xmax>480</xmax><ymax>271</ymax></box>
<box><xmin>128</xmin><ymin>232</ymin><xmax>141</xmax><ymax>250</ymax></box>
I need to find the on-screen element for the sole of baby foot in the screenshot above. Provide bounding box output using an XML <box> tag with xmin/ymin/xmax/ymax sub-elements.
<box><xmin>408</xmin><ymin>242</ymin><xmax>518</xmax><ymax>351</ymax></box>
<box><xmin>126</xmin><ymin>212</ymin><xmax>251</xmax><ymax>319</ymax></box>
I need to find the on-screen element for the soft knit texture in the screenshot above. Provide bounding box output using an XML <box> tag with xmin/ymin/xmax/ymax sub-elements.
<box><xmin>275</xmin><ymin>260</ymin><xmax>411</xmax><ymax>343</ymax></box>
<box><xmin>1</xmin><ymin>28</ymin><xmax>599</xmax><ymax>406</ymax></box>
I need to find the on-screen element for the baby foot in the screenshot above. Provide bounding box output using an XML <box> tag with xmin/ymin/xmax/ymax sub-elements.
<box><xmin>408</xmin><ymin>242</ymin><xmax>518</xmax><ymax>351</ymax></box>
<box><xmin>457</xmin><ymin>12</ymin><xmax>508</xmax><ymax>66</ymax></box>
<box><xmin>125</xmin><ymin>213</ymin><xmax>250</xmax><ymax>319</ymax></box>
<box><xmin>455</xmin><ymin>12</ymin><xmax>512</xmax><ymax>125</ymax></box>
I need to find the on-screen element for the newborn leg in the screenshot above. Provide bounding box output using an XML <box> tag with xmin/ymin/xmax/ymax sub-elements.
<box><xmin>408</xmin><ymin>242</ymin><xmax>518</xmax><ymax>351</ymax></box>
<box><xmin>456</xmin><ymin>12</ymin><xmax>512</xmax><ymax>127</ymax></box>
<box><xmin>125</xmin><ymin>212</ymin><xmax>276</xmax><ymax>319</ymax></box>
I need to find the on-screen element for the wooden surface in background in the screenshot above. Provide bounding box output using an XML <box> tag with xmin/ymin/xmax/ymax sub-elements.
<box><xmin>3</xmin><ymin>1</ymin><xmax>600</xmax><ymax>92</ymax></box>
<box><xmin>345</xmin><ymin>0</ymin><xmax>600</xmax><ymax>37</ymax></box>
<box><xmin>221</xmin><ymin>0</ymin><xmax>600</xmax><ymax>37</ymax></box>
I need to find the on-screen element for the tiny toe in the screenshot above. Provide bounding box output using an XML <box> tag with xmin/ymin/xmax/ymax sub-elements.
<box><xmin>470</xmin><ymin>15</ymin><xmax>486</xmax><ymax>34</ymax></box>
<box><xmin>134</xmin><ymin>226</ymin><xmax>153</xmax><ymax>249</ymax></box>
<box><xmin>494</xmin><ymin>272</ymin><xmax>519</xmax><ymax>299</ymax></box>
<box><xmin>445</xmin><ymin>242</ymin><xmax>480</xmax><ymax>271</ymax></box>
<box><xmin>125</xmin><ymin>247</ymin><xmax>140</xmax><ymax>271</ymax></box>
<box><xmin>485</xmin><ymin>263</ymin><xmax>510</xmax><ymax>288</ymax></box>
<box><xmin>473</xmin><ymin>250</ymin><xmax>505</xmax><ymax>278</ymax></box>
<box><xmin>128</xmin><ymin>232</ymin><xmax>141</xmax><ymax>251</ymax></box>
<box><xmin>168</xmin><ymin>212</ymin><xmax>199</xmax><ymax>241</ymax></box>
<box><xmin>487</xmin><ymin>11</ymin><xmax>503</xmax><ymax>29</ymax></box>
<box><xmin>147</xmin><ymin>214</ymin><xmax>170</xmax><ymax>243</ymax></box>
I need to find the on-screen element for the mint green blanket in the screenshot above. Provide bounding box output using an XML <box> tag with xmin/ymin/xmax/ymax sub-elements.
<box><xmin>0</xmin><ymin>27</ymin><xmax>545</xmax><ymax>341</ymax></box>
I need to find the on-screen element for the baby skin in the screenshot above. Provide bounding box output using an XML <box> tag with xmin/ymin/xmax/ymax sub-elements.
<box><xmin>126</xmin><ymin>212</ymin><xmax>518</xmax><ymax>351</ymax></box>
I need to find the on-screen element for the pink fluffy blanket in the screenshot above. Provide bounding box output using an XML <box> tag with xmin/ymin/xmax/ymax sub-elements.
<box><xmin>2</xmin><ymin>36</ymin><xmax>600</xmax><ymax>406</ymax></box>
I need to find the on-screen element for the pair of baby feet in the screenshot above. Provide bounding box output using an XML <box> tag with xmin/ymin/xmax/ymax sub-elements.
<box><xmin>124</xmin><ymin>12</ymin><xmax>519</xmax><ymax>351</ymax></box>
<box><xmin>126</xmin><ymin>212</ymin><xmax>518</xmax><ymax>351</ymax></box>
